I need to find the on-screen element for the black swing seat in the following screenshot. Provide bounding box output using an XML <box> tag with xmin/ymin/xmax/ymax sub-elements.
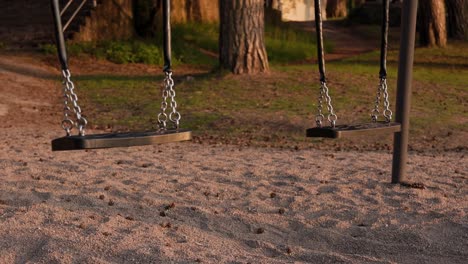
<box><xmin>306</xmin><ymin>121</ymin><xmax>401</xmax><ymax>139</ymax></box>
<box><xmin>51</xmin><ymin>129</ymin><xmax>192</xmax><ymax>151</ymax></box>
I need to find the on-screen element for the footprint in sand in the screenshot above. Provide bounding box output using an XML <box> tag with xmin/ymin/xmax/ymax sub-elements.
<box><xmin>0</xmin><ymin>103</ymin><xmax>7</xmax><ymax>116</ymax></box>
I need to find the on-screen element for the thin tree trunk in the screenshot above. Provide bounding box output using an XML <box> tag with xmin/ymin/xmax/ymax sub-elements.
<box><xmin>133</xmin><ymin>0</ymin><xmax>160</xmax><ymax>37</ymax></box>
<box><xmin>419</xmin><ymin>0</ymin><xmax>447</xmax><ymax>47</ymax></box>
<box><xmin>446</xmin><ymin>0</ymin><xmax>468</xmax><ymax>40</ymax></box>
<box><xmin>219</xmin><ymin>0</ymin><xmax>269</xmax><ymax>74</ymax></box>
<box><xmin>349</xmin><ymin>0</ymin><xmax>365</xmax><ymax>9</ymax></box>
<box><xmin>327</xmin><ymin>0</ymin><xmax>347</xmax><ymax>18</ymax></box>
<box><xmin>354</xmin><ymin>0</ymin><xmax>365</xmax><ymax>7</ymax></box>
<box><xmin>133</xmin><ymin>0</ymin><xmax>219</xmax><ymax>37</ymax></box>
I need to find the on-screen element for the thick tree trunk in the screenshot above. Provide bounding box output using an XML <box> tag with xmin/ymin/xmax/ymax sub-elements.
<box><xmin>446</xmin><ymin>0</ymin><xmax>468</xmax><ymax>40</ymax></box>
<box><xmin>219</xmin><ymin>0</ymin><xmax>269</xmax><ymax>74</ymax></box>
<box><xmin>418</xmin><ymin>0</ymin><xmax>447</xmax><ymax>47</ymax></box>
<box><xmin>327</xmin><ymin>0</ymin><xmax>347</xmax><ymax>18</ymax></box>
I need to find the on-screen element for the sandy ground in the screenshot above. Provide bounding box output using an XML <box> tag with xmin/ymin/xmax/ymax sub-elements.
<box><xmin>0</xmin><ymin>54</ymin><xmax>467</xmax><ymax>263</ymax></box>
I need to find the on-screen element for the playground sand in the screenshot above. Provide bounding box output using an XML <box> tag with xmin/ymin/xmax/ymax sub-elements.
<box><xmin>0</xmin><ymin>54</ymin><xmax>467</xmax><ymax>263</ymax></box>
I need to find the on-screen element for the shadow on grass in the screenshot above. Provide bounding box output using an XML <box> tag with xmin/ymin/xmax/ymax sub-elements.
<box><xmin>0</xmin><ymin>58</ymin><xmax>217</xmax><ymax>84</ymax></box>
<box><xmin>339</xmin><ymin>58</ymin><xmax>468</xmax><ymax>70</ymax></box>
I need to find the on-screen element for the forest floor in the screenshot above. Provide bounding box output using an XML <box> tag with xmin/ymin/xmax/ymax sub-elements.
<box><xmin>0</xmin><ymin>22</ymin><xmax>467</xmax><ymax>263</ymax></box>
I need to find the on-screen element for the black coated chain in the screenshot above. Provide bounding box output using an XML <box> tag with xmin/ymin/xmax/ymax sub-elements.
<box><xmin>314</xmin><ymin>0</ymin><xmax>337</xmax><ymax>128</ymax></box>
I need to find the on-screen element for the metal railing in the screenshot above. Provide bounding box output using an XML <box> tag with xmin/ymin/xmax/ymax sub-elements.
<box><xmin>59</xmin><ymin>0</ymin><xmax>96</xmax><ymax>32</ymax></box>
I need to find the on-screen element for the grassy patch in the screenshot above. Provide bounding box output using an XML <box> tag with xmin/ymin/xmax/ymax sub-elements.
<box><xmin>63</xmin><ymin>24</ymin><xmax>467</xmax><ymax>151</ymax></box>
<box><xmin>42</xmin><ymin>22</ymin><xmax>327</xmax><ymax>67</ymax></box>
<box><xmin>265</xmin><ymin>22</ymin><xmax>328</xmax><ymax>63</ymax></box>
<box><xmin>328</xmin><ymin>44</ymin><xmax>468</xmax><ymax>138</ymax></box>
<box><xmin>41</xmin><ymin>41</ymin><xmax>165</xmax><ymax>65</ymax></box>
<box><xmin>76</xmin><ymin>42</ymin><xmax>465</xmax><ymax>151</ymax></box>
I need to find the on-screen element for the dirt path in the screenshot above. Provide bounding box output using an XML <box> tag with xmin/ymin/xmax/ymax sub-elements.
<box><xmin>0</xmin><ymin>53</ymin><xmax>60</xmax><ymax>129</ymax></box>
<box><xmin>290</xmin><ymin>21</ymin><xmax>378</xmax><ymax>61</ymax></box>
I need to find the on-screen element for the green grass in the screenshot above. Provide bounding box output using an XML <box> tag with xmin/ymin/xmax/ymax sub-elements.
<box><xmin>265</xmin><ymin>22</ymin><xmax>326</xmax><ymax>63</ymax></box>
<box><xmin>49</xmin><ymin>24</ymin><xmax>468</xmax><ymax>151</ymax></box>
<box><xmin>42</xmin><ymin>22</ymin><xmax>327</xmax><ymax>67</ymax></box>
<box><xmin>60</xmin><ymin>24</ymin><xmax>467</xmax><ymax>150</ymax></box>
<box><xmin>41</xmin><ymin>41</ymin><xmax>165</xmax><ymax>65</ymax></box>
<box><xmin>326</xmin><ymin>43</ymin><xmax>468</xmax><ymax>135</ymax></box>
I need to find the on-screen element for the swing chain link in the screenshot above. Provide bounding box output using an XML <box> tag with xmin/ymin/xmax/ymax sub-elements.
<box><xmin>371</xmin><ymin>77</ymin><xmax>392</xmax><ymax>123</ymax></box>
<box><xmin>62</xmin><ymin>69</ymin><xmax>87</xmax><ymax>136</ymax></box>
<box><xmin>382</xmin><ymin>78</ymin><xmax>392</xmax><ymax>122</ymax></box>
<box><xmin>316</xmin><ymin>81</ymin><xmax>337</xmax><ymax>128</ymax></box>
<box><xmin>158</xmin><ymin>71</ymin><xmax>181</xmax><ymax>130</ymax></box>
<box><xmin>62</xmin><ymin>83</ymin><xmax>74</xmax><ymax>136</ymax></box>
<box><xmin>158</xmin><ymin>78</ymin><xmax>169</xmax><ymax>130</ymax></box>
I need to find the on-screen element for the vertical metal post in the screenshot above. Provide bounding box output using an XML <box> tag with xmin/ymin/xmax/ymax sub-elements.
<box><xmin>391</xmin><ymin>0</ymin><xmax>419</xmax><ymax>183</ymax></box>
<box><xmin>163</xmin><ymin>0</ymin><xmax>172</xmax><ymax>72</ymax></box>
<box><xmin>50</xmin><ymin>0</ymin><xmax>69</xmax><ymax>70</ymax></box>
<box><xmin>63</xmin><ymin>0</ymin><xmax>89</xmax><ymax>32</ymax></box>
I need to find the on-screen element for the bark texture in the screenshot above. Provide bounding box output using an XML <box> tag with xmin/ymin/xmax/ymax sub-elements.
<box><xmin>171</xmin><ymin>0</ymin><xmax>219</xmax><ymax>23</ymax></box>
<box><xmin>327</xmin><ymin>0</ymin><xmax>347</xmax><ymax>18</ymax></box>
<box><xmin>219</xmin><ymin>0</ymin><xmax>269</xmax><ymax>74</ymax></box>
<box><xmin>446</xmin><ymin>0</ymin><xmax>468</xmax><ymax>40</ymax></box>
<box><xmin>133</xmin><ymin>0</ymin><xmax>160</xmax><ymax>37</ymax></box>
<box><xmin>418</xmin><ymin>0</ymin><xmax>447</xmax><ymax>47</ymax></box>
<box><xmin>73</xmin><ymin>0</ymin><xmax>134</xmax><ymax>41</ymax></box>
<box><xmin>134</xmin><ymin>0</ymin><xmax>219</xmax><ymax>37</ymax></box>
<box><xmin>353</xmin><ymin>0</ymin><xmax>365</xmax><ymax>6</ymax></box>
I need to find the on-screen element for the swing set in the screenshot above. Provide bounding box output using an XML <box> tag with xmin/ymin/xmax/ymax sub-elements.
<box><xmin>48</xmin><ymin>0</ymin><xmax>419</xmax><ymax>184</ymax></box>
<box><xmin>306</xmin><ymin>0</ymin><xmax>401</xmax><ymax>138</ymax></box>
<box><xmin>50</xmin><ymin>0</ymin><xmax>191</xmax><ymax>151</ymax></box>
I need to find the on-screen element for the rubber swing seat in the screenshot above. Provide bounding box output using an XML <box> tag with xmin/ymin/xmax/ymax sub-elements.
<box><xmin>51</xmin><ymin>129</ymin><xmax>192</xmax><ymax>151</ymax></box>
<box><xmin>306</xmin><ymin>121</ymin><xmax>401</xmax><ymax>139</ymax></box>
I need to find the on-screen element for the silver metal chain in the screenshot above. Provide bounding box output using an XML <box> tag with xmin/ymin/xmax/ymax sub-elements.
<box><xmin>316</xmin><ymin>81</ymin><xmax>337</xmax><ymax>127</ymax></box>
<box><xmin>158</xmin><ymin>71</ymin><xmax>181</xmax><ymax>130</ymax></box>
<box><xmin>61</xmin><ymin>69</ymin><xmax>87</xmax><ymax>136</ymax></box>
<box><xmin>371</xmin><ymin>77</ymin><xmax>392</xmax><ymax>122</ymax></box>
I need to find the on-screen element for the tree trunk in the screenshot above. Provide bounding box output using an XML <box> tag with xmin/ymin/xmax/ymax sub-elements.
<box><xmin>133</xmin><ymin>0</ymin><xmax>219</xmax><ymax>37</ymax></box>
<box><xmin>446</xmin><ymin>0</ymin><xmax>468</xmax><ymax>40</ymax></box>
<box><xmin>327</xmin><ymin>0</ymin><xmax>347</xmax><ymax>18</ymax></box>
<box><xmin>354</xmin><ymin>0</ymin><xmax>365</xmax><ymax>6</ymax></box>
<box><xmin>219</xmin><ymin>0</ymin><xmax>269</xmax><ymax>74</ymax></box>
<box><xmin>133</xmin><ymin>0</ymin><xmax>160</xmax><ymax>37</ymax></box>
<box><xmin>349</xmin><ymin>0</ymin><xmax>365</xmax><ymax>9</ymax></box>
<box><xmin>418</xmin><ymin>0</ymin><xmax>447</xmax><ymax>47</ymax></box>
<box><xmin>265</xmin><ymin>0</ymin><xmax>282</xmax><ymax>25</ymax></box>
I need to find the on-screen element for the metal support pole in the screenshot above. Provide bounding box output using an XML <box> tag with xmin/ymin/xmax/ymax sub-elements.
<box><xmin>63</xmin><ymin>0</ymin><xmax>88</xmax><ymax>32</ymax></box>
<box><xmin>391</xmin><ymin>0</ymin><xmax>419</xmax><ymax>183</ymax></box>
<box><xmin>51</xmin><ymin>0</ymin><xmax>69</xmax><ymax>70</ymax></box>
